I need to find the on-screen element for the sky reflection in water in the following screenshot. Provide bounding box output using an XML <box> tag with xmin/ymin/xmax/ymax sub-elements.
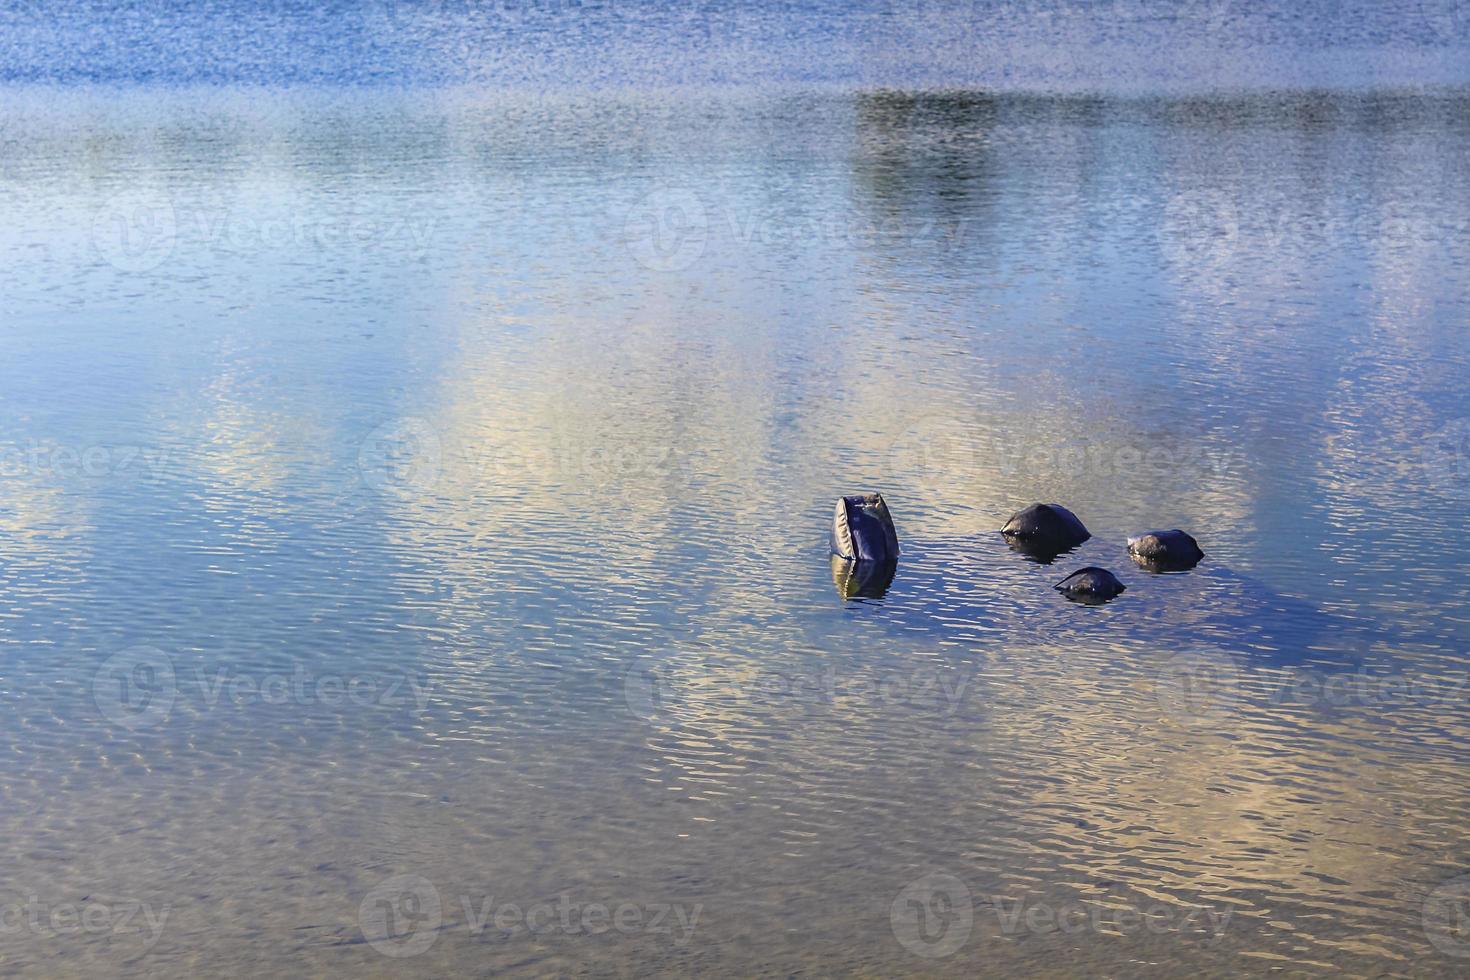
<box><xmin>0</xmin><ymin>77</ymin><xmax>1469</xmax><ymax>976</ymax></box>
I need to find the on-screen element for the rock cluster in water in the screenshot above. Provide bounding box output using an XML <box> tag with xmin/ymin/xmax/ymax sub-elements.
<box><xmin>829</xmin><ymin>494</ymin><xmax>1204</xmax><ymax>605</ymax></box>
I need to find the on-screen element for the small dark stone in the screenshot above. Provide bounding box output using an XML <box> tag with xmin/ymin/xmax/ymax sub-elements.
<box><xmin>1054</xmin><ymin>566</ymin><xmax>1127</xmax><ymax>604</ymax></box>
<box><xmin>1001</xmin><ymin>503</ymin><xmax>1091</xmax><ymax>559</ymax></box>
<box><xmin>1127</xmin><ymin>529</ymin><xmax>1205</xmax><ymax>571</ymax></box>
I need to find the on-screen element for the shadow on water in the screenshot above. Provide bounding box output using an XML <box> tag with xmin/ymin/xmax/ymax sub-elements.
<box><xmin>1003</xmin><ymin>538</ymin><xmax>1085</xmax><ymax>566</ymax></box>
<box><xmin>831</xmin><ymin>530</ymin><xmax>1381</xmax><ymax>671</ymax></box>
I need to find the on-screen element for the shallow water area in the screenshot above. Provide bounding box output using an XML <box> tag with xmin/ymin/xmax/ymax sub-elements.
<box><xmin>1</xmin><ymin>57</ymin><xmax>1470</xmax><ymax>980</ymax></box>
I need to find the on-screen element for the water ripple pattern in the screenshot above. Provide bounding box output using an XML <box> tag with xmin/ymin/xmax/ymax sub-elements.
<box><xmin>0</xmin><ymin>84</ymin><xmax>1468</xmax><ymax>976</ymax></box>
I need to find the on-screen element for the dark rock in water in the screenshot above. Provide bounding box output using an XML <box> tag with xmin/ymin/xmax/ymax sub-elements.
<box><xmin>1054</xmin><ymin>566</ymin><xmax>1127</xmax><ymax>604</ymax></box>
<box><xmin>1001</xmin><ymin>503</ymin><xmax>1091</xmax><ymax>559</ymax></box>
<box><xmin>1128</xmin><ymin>529</ymin><xmax>1205</xmax><ymax>571</ymax></box>
<box><xmin>831</xmin><ymin>493</ymin><xmax>900</xmax><ymax>563</ymax></box>
<box><xmin>831</xmin><ymin>555</ymin><xmax>898</xmax><ymax>600</ymax></box>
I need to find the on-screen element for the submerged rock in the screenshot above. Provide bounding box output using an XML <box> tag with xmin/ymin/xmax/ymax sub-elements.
<box><xmin>831</xmin><ymin>492</ymin><xmax>900</xmax><ymax>563</ymax></box>
<box><xmin>1127</xmin><ymin>529</ymin><xmax>1205</xmax><ymax>571</ymax></box>
<box><xmin>1053</xmin><ymin>566</ymin><xmax>1127</xmax><ymax>604</ymax></box>
<box><xmin>1001</xmin><ymin>503</ymin><xmax>1091</xmax><ymax>559</ymax></box>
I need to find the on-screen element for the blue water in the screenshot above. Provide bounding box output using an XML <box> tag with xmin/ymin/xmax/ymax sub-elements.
<box><xmin>2</xmin><ymin>4</ymin><xmax>1470</xmax><ymax>978</ymax></box>
<box><xmin>1</xmin><ymin>0</ymin><xmax>1468</xmax><ymax>89</ymax></box>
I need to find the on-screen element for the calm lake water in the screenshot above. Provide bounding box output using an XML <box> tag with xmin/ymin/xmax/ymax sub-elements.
<box><xmin>2</xmin><ymin>78</ymin><xmax>1470</xmax><ymax>976</ymax></box>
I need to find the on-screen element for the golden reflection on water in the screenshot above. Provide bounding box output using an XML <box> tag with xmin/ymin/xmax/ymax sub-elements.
<box><xmin>0</xmin><ymin>88</ymin><xmax>1468</xmax><ymax>976</ymax></box>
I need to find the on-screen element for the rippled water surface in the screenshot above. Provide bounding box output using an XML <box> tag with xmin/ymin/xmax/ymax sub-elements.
<box><xmin>2</xmin><ymin>83</ymin><xmax>1470</xmax><ymax>976</ymax></box>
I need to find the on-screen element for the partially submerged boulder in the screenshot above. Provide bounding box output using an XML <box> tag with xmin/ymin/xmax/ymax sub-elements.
<box><xmin>1001</xmin><ymin>503</ymin><xmax>1091</xmax><ymax>558</ymax></box>
<box><xmin>1127</xmin><ymin>529</ymin><xmax>1204</xmax><ymax>572</ymax></box>
<box><xmin>831</xmin><ymin>493</ymin><xmax>901</xmax><ymax>563</ymax></box>
<box><xmin>1054</xmin><ymin>566</ymin><xmax>1127</xmax><ymax>604</ymax></box>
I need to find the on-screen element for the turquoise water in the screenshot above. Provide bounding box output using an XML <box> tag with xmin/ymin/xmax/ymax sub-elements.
<box><xmin>2</xmin><ymin>19</ymin><xmax>1470</xmax><ymax>978</ymax></box>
